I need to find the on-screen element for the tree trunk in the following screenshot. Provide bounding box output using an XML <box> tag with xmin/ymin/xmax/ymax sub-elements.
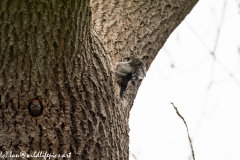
<box><xmin>0</xmin><ymin>0</ymin><xmax>198</xmax><ymax>159</ymax></box>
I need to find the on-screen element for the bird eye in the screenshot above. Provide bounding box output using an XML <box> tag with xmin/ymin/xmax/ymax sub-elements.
<box><xmin>123</xmin><ymin>57</ymin><xmax>131</xmax><ymax>62</ymax></box>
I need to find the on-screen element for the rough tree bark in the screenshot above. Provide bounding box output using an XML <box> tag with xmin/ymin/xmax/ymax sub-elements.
<box><xmin>0</xmin><ymin>0</ymin><xmax>198</xmax><ymax>159</ymax></box>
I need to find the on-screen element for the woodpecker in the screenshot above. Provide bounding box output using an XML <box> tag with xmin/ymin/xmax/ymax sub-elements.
<box><xmin>28</xmin><ymin>99</ymin><xmax>43</xmax><ymax>117</ymax></box>
<box><xmin>115</xmin><ymin>57</ymin><xmax>146</xmax><ymax>98</ymax></box>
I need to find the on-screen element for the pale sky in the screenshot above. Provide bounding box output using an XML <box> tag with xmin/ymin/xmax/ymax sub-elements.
<box><xmin>130</xmin><ymin>0</ymin><xmax>240</xmax><ymax>159</ymax></box>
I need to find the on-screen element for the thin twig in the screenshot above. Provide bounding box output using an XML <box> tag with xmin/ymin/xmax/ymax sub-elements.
<box><xmin>184</xmin><ymin>21</ymin><xmax>211</xmax><ymax>53</ymax></box>
<box><xmin>171</xmin><ymin>102</ymin><xmax>195</xmax><ymax>160</ymax></box>
<box><xmin>212</xmin><ymin>0</ymin><xmax>228</xmax><ymax>56</ymax></box>
<box><xmin>130</xmin><ymin>151</ymin><xmax>138</xmax><ymax>160</ymax></box>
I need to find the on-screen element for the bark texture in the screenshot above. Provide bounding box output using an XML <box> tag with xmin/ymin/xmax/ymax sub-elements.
<box><xmin>91</xmin><ymin>0</ymin><xmax>197</xmax><ymax>67</ymax></box>
<box><xmin>0</xmin><ymin>0</ymin><xmax>198</xmax><ymax>159</ymax></box>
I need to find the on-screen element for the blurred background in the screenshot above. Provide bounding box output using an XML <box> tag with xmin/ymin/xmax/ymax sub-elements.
<box><xmin>129</xmin><ymin>0</ymin><xmax>240</xmax><ymax>159</ymax></box>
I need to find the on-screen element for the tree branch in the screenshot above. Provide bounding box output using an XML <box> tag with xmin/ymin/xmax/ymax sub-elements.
<box><xmin>171</xmin><ymin>102</ymin><xmax>195</xmax><ymax>160</ymax></box>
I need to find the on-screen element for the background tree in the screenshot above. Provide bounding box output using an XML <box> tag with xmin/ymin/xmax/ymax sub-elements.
<box><xmin>0</xmin><ymin>0</ymin><xmax>198</xmax><ymax>159</ymax></box>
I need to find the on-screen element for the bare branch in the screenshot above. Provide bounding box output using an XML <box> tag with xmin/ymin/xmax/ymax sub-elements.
<box><xmin>171</xmin><ymin>102</ymin><xmax>195</xmax><ymax>160</ymax></box>
<box><xmin>185</xmin><ymin>0</ymin><xmax>240</xmax><ymax>89</ymax></box>
<box><xmin>130</xmin><ymin>151</ymin><xmax>138</xmax><ymax>160</ymax></box>
<box><xmin>212</xmin><ymin>0</ymin><xmax>228</xmax><ymax>56</ymax></box>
